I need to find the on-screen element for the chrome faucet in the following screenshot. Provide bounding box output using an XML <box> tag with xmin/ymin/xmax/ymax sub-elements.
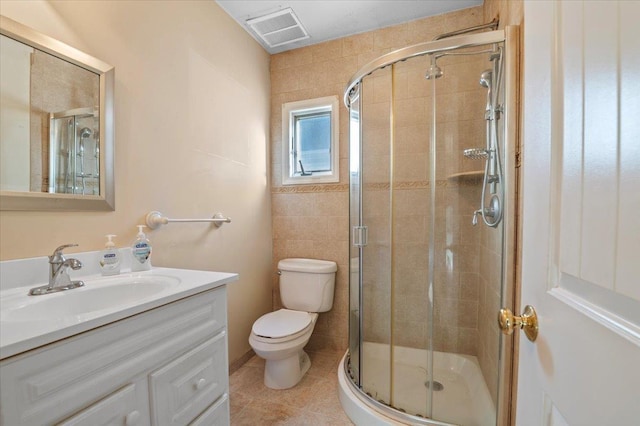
<box><xmin>28</xmin><ymin>244</ymin><xmax>85</xmax><ymax>296</ymax></box>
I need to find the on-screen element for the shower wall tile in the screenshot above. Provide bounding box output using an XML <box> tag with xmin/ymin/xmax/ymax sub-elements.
<box><xmin>271</xmin><ymin>190</ymin><xmax>349</xmax><ymax>352</ymax></box>
<box><xmin>460</xmin><ymin>272</ymin><xmax>481</xmax><ymax>300</ymax></box>
<box><xmin>371</xmin><ymin>73</ymin><xmax>393</xmax><ymax>103</ymax></box>
<box><xmin>394</xmin><ymin>153</ymin><xmax>429</xmax><ymax>182</ymax></box>
<box><xmin>270</xmin><ymin>48</ymin><xmax>313</xmax><ymax>71</ymax></box>
<box><xmin>373</xmin><ymin>24</ymin><xmax>411</xmax><ymax>51</ymax></box>
<box><xmin>395</xmin><ymin>125</ymin><xmax>430</xmax><ymax>154</ymax></box>
<box><xmin>457</xmin><ymin>327</ymin><xmax>479</xmax><ymax>355</ymax></box>
<box><xmin>444</xmin><ymin>7</ymin><xmax>484</xmax><ymax>32</ymax></box>
<box><xmin>395</xmin><ymin>320</ymin><xmax>428</xmax><ymax>348</ymax></box>
<box><xmin>395</xmin><ymin>97</ymin><xmax>428</xmax><ymax>128</ymax></box>
<box><xmin>342</xmin><ymin>32</ymin><xmax>375</xmax><ymax>57</ymax></box>
<box><xmin>357</xmin><ymin>49</ymin><xmax>388</xmax><ymax>70</ymax></box>
<box><xmin>310</xmin><ymin>39</ymin><xmax>343</xmax><ymax>62</ymax></box>
<box><xmin>406</xmin><ymin>15</ymin><xmax>446</xmax><ymax>45</ymax></box>
<box><xmin>395</xmin><ymin>188</ymin><xmax>430</xmax><ymax>213</ymax></box>
<box><xmin>391</xmin><ymin>71</ymin><xmax>410</xmax><ymax>100</ymax></box>
<box><xmin>393</xmin><ymin>214</ymin><xmax>427</xmax><ymax>244</ymax></box>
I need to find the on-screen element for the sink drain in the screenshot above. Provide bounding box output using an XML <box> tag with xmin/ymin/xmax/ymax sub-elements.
<box><xmin>425</xmin><ymin>380</ymin><xmax>444</xmax><ymax>391</ymax></box>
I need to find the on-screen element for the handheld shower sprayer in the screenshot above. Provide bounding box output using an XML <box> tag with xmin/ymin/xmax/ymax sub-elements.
<box><xmin>479</xmin><ymin>70</ymin><xmax>493</xmax><ymax>120</ymax></box>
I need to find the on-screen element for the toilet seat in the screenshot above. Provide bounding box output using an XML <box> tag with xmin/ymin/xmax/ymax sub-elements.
<box><xmin>251</xmin><ymin>309</ymin><xmax>316</xmax><ymax>343</ymax></box>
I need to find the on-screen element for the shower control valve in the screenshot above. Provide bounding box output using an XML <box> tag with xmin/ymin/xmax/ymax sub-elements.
<box><xmin>472</xmin><ymin>209</ymin><xmax>483</xmax><ymax>226</ymax></box>
<box><xmin>471</xmin><ymin>195</ymin><xmax>501</xmax><ymax>226</ymax></box>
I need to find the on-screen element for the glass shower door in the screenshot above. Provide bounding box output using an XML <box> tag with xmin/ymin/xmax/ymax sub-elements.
<box><xmin>348</xmin><ymin>85</ymin><xmax>361</xmax><ymax>386</ymax></box>
<box><xmin>346</xmin><ymin>30</ymin><xmax>513</xmax><ymax>426</ymax></box>
<box><xmin>358</xmin><ymin>65</ymin><xmax>394</xmax><ymax>407</ymax></box>
<box><xmin>49</xmin><ymin>108</ymin><xmax>99</xmax><ymax>195</ymax></box>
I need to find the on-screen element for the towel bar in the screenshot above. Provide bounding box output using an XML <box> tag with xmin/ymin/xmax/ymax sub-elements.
<box><xmin>145</xmin><ymin>211</ymin><xmax>231</xmax><ymax>229</ymax></box>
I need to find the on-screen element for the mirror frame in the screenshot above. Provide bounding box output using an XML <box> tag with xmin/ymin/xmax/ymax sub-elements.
<box><xmin>0</xmin><ymin>15</ymin><xmax>115</xmax><ymax>211</ymax></box>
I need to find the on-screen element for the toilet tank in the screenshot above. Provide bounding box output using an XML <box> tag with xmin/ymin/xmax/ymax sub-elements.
<box><xmin>278</xmin><ymin>258</ymin><xmax>337</xmax><ymax>313</ymax></box>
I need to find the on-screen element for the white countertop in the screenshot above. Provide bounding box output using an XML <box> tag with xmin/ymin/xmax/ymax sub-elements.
<box><xmin>0</xmin><ymin>267</ymin><xmax>238</xmax><ymax>360</ymax></box>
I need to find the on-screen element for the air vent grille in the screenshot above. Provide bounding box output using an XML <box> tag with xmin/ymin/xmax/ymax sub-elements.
<box><xmin>246</xmin><ymin>8</ymin><xmax>309</xmax><ymax>48</ymax></box>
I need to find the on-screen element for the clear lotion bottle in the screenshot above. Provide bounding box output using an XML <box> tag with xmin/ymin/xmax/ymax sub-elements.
<box><xmin>99</xmin><ymin>234</ymin><xmax>121</xmax><ymax>276</ymax></box>
<box><xmin>131</xmin><ymin>225</ymin><xmax>152</xmax><ymax>272</ymax></box>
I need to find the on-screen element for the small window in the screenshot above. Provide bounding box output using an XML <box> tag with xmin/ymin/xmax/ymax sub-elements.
<box><xmin>282</xmin><ymin>96</ymin><xmax>339</xmax><ymax>185</ymax></box>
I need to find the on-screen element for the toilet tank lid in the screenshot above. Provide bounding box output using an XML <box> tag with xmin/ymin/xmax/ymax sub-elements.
<box><xmin>278</xmin><ymin>258</ymin><xmax>337</xmax><ymax>273</ymax></box>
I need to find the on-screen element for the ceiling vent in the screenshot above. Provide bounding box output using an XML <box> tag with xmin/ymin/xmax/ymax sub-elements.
<box><xmin>246</xmin><ymin>8</ymin><xmax>309</xmax><ymax>48</ymax></box>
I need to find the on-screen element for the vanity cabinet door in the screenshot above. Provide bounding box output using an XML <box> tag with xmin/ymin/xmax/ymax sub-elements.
<box><xmin>149</xmin><ymin>331</ymin><xmax>228</xmax><ymax>425</ymax></box>
<box><xmin>190</xmin><ymin>394</ymin><xmax>230</xmax><ymax>426</ymax></box>
<box><xmin>57</xmin><ymin>383</ymin><xmax>148</xmax><ymax>426</ymax></box>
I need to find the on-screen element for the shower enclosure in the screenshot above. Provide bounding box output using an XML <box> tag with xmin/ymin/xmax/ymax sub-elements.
<box><xmin>341</xmin><ymin>26</ymin><xmax>518</xmax><ymax>425</ymax></box>
<box><xmin>49</xmin><ymin>107</ymin><xmax>100</xmax><ymax>195</ymax></box>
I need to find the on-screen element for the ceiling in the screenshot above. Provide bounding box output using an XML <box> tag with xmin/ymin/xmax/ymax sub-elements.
<box><xmin>216</xmin><ymin>0</ymin><xmax>483</xmax><ymax>54</ymax></box>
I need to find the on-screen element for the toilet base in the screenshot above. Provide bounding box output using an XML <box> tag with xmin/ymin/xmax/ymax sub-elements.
<box><xmin>264</xmin><ymin>350</ymin><xmax>311</xmax><ymax>389</ymax></box>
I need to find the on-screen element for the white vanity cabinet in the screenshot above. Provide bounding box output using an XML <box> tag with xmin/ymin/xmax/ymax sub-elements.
<box><xmin>0</xmin><ymin>286</ymin><xmax>230</xmax><ymax>426</ymax></box>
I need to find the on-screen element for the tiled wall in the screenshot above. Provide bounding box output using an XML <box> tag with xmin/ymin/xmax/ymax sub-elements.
<box><xmin>271</xmin><ymin>188</ymin><xmax>350</xmax><ymax>351</ymax></box>
<box><xmin>270</xmin><ymin>6</ymin><xmax>488</xmax><ymax>353</ymax></box>
<box><xmin>270</xmin><ymin>5</ymin><xmax>522</xmax><ymax>404</ymax></box>
<box><xmin>357</xmin><ymin>49</ymin><xmax>489</xmax><ymax>356</ymax></box>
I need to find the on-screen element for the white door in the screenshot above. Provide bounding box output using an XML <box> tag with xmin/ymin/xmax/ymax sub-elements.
<box><xmin>516</xmin><ymin>1</ymin><xmax>640</xmax><ymax>425</ymax></box>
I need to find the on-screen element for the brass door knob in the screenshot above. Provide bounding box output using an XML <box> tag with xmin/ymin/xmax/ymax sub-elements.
<box><xmin>498</xmin><ymin>305</ymin><xmax>538</xmax><ymax>342</ymax></box>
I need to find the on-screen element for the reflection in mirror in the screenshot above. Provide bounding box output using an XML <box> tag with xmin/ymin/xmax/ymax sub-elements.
<box><xmin>0</xmin><ymin>15</ymin><xmax>114</xmax><ymax>211</ymax></box>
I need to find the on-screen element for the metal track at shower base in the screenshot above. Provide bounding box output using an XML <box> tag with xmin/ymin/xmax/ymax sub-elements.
<box><xmin>343</xmin><ymin>354</ymin><xmax>454</xmax><ymax>426</ymax></box>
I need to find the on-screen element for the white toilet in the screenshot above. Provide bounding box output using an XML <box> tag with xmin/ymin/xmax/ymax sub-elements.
<box><xmin>249</xmin><ymin>258</ymin><xmax>337</xmax><ymax>389</ymax></box>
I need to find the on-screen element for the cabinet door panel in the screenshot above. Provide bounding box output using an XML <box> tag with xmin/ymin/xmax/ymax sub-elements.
<box><xmin>57</xmin><ymin>384</ymin><xmax>146</xmax><ymax>426</ymax></box>
<box><xmin>149</xmin><ymin>332</ymin><xmax>228</xmax><ymax>426</ymax></box>
<box><xmin>190</xmin><ymin>394</ymin><xmax>230</xmax><ymax>426</ymax></box>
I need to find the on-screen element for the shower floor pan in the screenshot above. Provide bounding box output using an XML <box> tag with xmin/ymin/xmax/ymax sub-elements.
<box><xmin>341</xmin><ymin>342</ymin><xmax>495</xmax><ymax>426</ymax></box>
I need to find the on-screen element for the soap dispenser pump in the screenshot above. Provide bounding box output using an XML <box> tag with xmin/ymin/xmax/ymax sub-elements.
<box><xmin>131</xmin><ymin>225</ymin><xmax>152</xmax><ymax>272</ymax></box>
<box><xmin>99</xmin><ymin>234</ymin><xmax>121</xmax><ymax>276</ymax></box>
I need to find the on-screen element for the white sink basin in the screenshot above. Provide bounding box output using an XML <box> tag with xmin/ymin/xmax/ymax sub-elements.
<box><xmin>0</xmin><ymin>263</ymin><xmax>238</xmax><ymax>360</ymax></box>
<box><xmin>2</xmin><ymin>275</ymin><xmax>181</xmax><ymax>323</ymax></box>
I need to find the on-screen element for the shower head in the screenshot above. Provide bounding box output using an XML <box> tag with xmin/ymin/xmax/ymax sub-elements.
<box><xmin>80</xmin><ymin>127</ymin><xmax>92</xmax><ymax>138</ymax></box>
<box><xmin>425</xmin><ymin>55</ymin><xmax>443</xmax><ymax>80</ymax></box>
<box><xmin>479</xmin><ymin>70</ymin><xmax>492</xmax><ymax>88</ymax></box>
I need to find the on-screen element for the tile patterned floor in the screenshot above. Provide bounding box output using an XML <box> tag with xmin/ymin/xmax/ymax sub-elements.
<box><xmin>229</xmin><ymin>350</ymin><xmax>354</xmax><ymax>425</ymax></box>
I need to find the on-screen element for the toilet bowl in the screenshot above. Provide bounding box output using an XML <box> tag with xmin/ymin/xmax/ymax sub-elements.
<box><xmin>249</xmin><ymin>309</ymin><xmax>318</xmax><ymax>389</ymax></box>
<box><xmin>248</xmin><ymin>258</ymin><xmax>337</xmax><ymax>389</ymax></box>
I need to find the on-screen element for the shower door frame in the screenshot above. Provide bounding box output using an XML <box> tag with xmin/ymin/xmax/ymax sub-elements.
<box><xmin>345</xmin><ymin>26</ymin><xmax>520</xmax><ymax>426</ymax></box>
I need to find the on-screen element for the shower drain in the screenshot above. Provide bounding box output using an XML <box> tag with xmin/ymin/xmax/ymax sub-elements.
<box><xmin>425</xmin><ymin>380</ymin><xmax>444</xmax><ymax>391</ymax></box>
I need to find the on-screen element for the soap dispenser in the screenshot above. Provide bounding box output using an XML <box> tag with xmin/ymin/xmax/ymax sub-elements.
<box><xmin>131</xmin><ymin>225</ymin><xmax>152</xmax><ymax>272</ymax></box>
<box><xmin>99</xmin><ymin>234</ymin><xmax>121</xmax><ymax>276</ymax></box>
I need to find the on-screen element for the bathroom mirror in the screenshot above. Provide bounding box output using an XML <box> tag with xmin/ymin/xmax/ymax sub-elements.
<box><xmin>0</xmin><ymin>15</ymin><xmax>114</xmax><ymax>211</ymax></box>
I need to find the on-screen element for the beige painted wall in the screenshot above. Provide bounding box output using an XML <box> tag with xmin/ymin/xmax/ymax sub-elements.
<box><xmin>0</xmin><ymin>0</ymin><xmax>272</xmax><ymax>365</ymax></box>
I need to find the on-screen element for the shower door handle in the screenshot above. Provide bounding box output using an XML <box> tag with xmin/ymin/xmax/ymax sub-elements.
<box><xmin>498</xmin><ymin>305</ymin><xmax>538</xmax><ymax>342</ymax></box>
<box><xmin>353</xmin><ymin>226</ymin><xmax>368</xmax><ymax>247</ymax></box>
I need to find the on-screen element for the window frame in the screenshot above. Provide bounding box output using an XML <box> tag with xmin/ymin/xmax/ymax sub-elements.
<box><xmin>281</xmin><ymin>96</ymin><xmax>339</xmax><ymax>185</ymax></box>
